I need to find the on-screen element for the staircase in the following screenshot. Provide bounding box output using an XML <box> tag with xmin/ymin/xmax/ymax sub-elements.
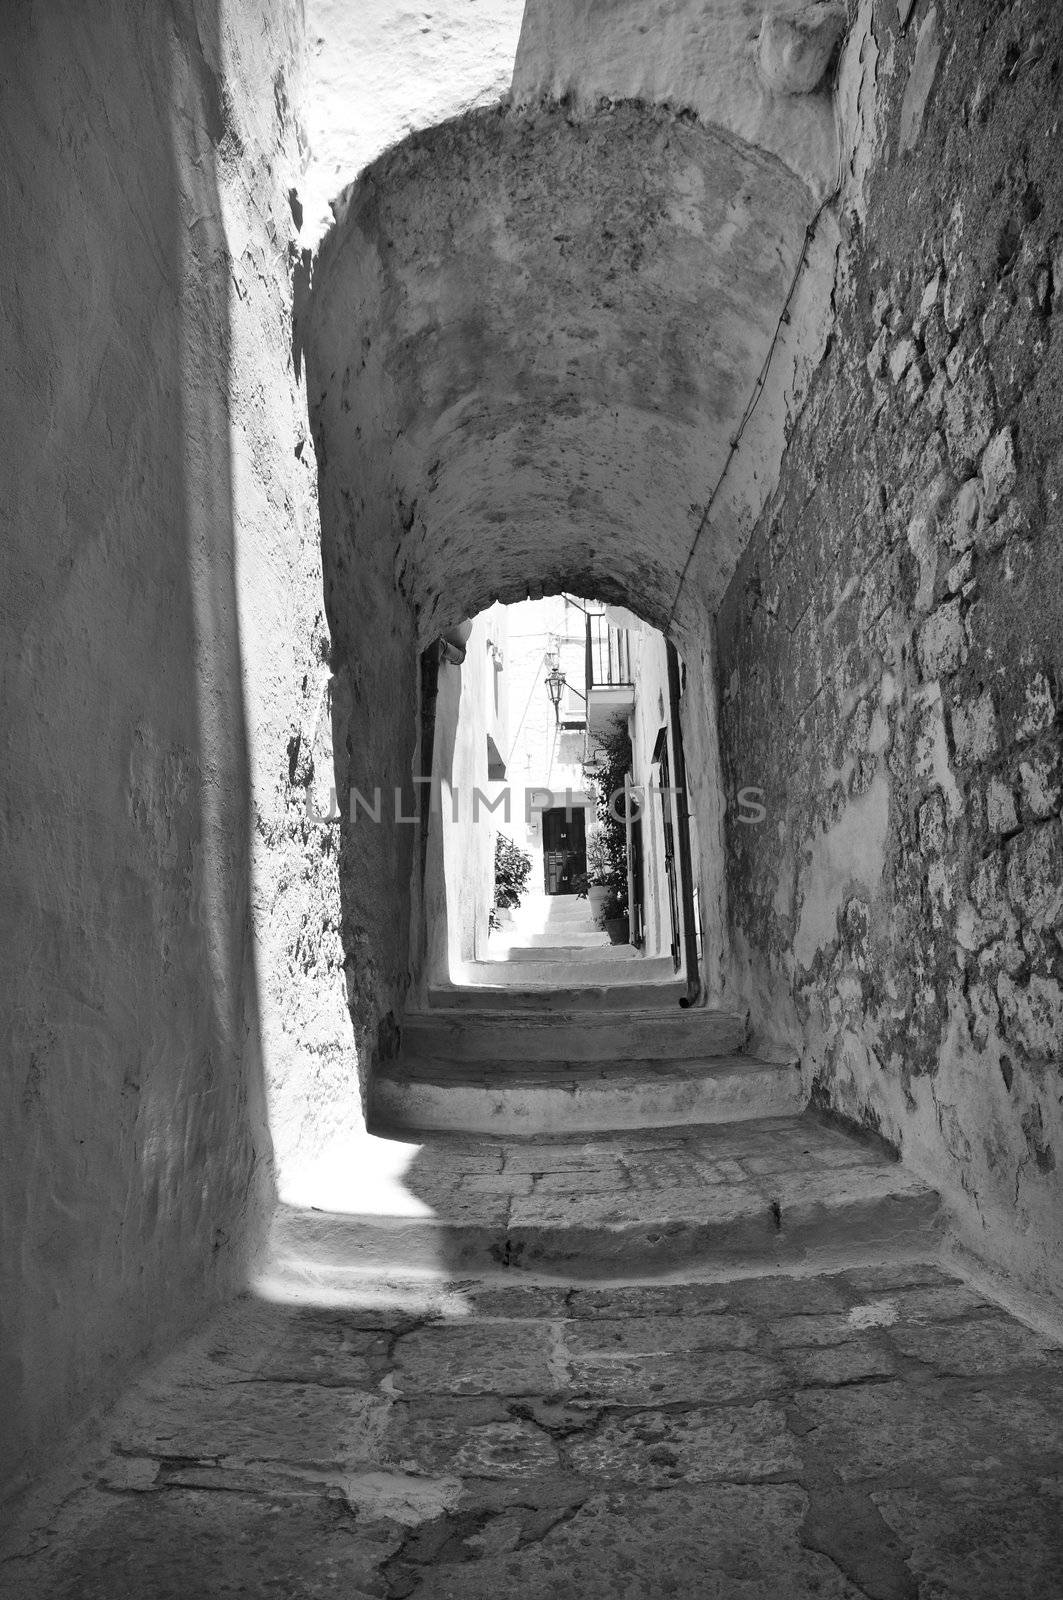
<box><xmin>446</xmin><ymin>889</ymin><xmax>675</xmax><ymax>992</ymax></box>
<box><xmin>370</xmin><ymin>1006</ymin><xmax>803</xmax><ymax>1135</ymax></box>
<box><xmin>482</xmin><ymin>888</ymin><xmax>641</xmax><ymax>967</ymax></box>
<box><xmin>380</xmin><ymin>890</ymin><xmax>799</xmax><ymax>1136</ymax></box>
<box><xmin>323</xmin><ymin>898</ymin><xmax>945</xmax><ymax>1284</ymax></box>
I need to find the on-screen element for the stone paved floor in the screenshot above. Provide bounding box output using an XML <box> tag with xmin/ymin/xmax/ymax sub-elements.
<box><xmin>2</xmin><ymin>1259</ymin><xmax>1062</xmax><ymax>1598</ymax></box>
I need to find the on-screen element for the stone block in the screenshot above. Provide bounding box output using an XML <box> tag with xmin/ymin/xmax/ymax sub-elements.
<box><xmin>944</xmin><ymin>547</ymin><xmax>974</xmax><ymax>595</ymax></box>
<box><xmin>977</xmin><ymin>930</ymin><xmax>1025</xmax><ymax>977</ymax></box>
<box><xmin>943</xmin><ymin>264</ymin><xmax>971</xmax><ymax>334</ymax></box>
<box><xmin>865</xmin><ymin>325</ymin><xmax>889</xmax><ymax>381</ymax></box>
<box><xmin>899</xmin><ymin>6</ymin><xmax>942</xmax><ymax>153</ymax></box>
<box><xmin>906</xmin><ymin>516</ymin><xmax>937</xmax><ymax>613</ymax></box>
<box><xmin>981</xmin><ymin>426</ymin><xmax>1017</xmax><ymax>519</ymax></box>
<box><xmin>926</xmin><ymin>856</ymin><xmax>954</xmax><ymax>926</ymax></box>
<box><xmin>844</xmin><ymin>696</ymin><xmax>872</xmax><ymax>756</ymax></box>
<box><xmin>1004</xmin><ymin>820</ymin><xmax>1063</xmax><ymax>928</ymax></box>
<box><xmin>1022</xmin><ymin>926</ymin><xmax>1050</xmax><ymax>968</ymax></box>
<box><xmin>980</xmin><ymin>287</ymin><xmax>1010</xmax><ymax>349</ymax></box>
<box><xmin>944</xmin><ymin>340</ymin><xmax>967</xmax><ymax>385</ymax></box>
<box><xmin>941</xmin><ymin>479</ymin><xmax>982</xmax><ymax>552</ymax></box>
<box><xmin>564</xmin><ymin>1400</ymin><xmax>799</xmax><ymax>1486</ymax></box>
<box><xmin>923</xmin><ymin>305</ymin><xmax>949</xmax><ymax>371</ymax></box>
<box><xmin>960</xmin><ymin>601</ymin><xmax>986</xmax><ymax>662</ymax></box>
<box><xmin>996</xmin><ymin>972</ymin><xmax>1063</xmax><ymax>1060</ymax></box>
<box><xmin>902</xmin><ymin>360</ymin><xmax>927</xmax><ymax>411</ymax></box>
<box><xmin>1018</xmin><ymin>749</ymin><xmax>1063</xmax><ymax>821</ymax></box>
<box><xmin>944</xmin><ymin>360</ymin><xmax>994</xmax><ymax>469</ymax></box>
<box><xmin>787</xmin><ymin>1342</ymin><xmax>897</xmax><ymax>1385</ymax></box>
<box><xmin>918</xmin><ymin>790</ymin><xmax>946</xmax><ymax>854</ymax></box>
<box><xmin>919</xmin><ymin>271</ymin><xmax>942</xmax><ymax>320</ymax></box>
<box><xmin>917</xmin><ymin>599</ymin><xmax>962</xmax><ymax>678</ymax></box>
<box><xmin>950</xmin><ymin>691</ymin><xmax>998</xmax><ymax>766</ymax></box>
<box><xmin>1016</xmin><ymin>671</ymin><xmax>1057</xmax><ymax>741</ymax></box>
<box><xmin>976</xmin><ymin>496</ymin><xmax>1027</xmax><ymax>556</ymax></box>
<box><xmin>889</xmin><ymin>1316</ymin><xmax>1054</xmax><ymax>1376</ymax></box>
<box><xmin>986</xmin><ymin>777</ymin><xmax>1019</xmax><ymax>835</ymax></box>
<box><xmin>925</xmin><ymin>369</ymin><xmax>947</xmax><ymax>416</ymax></box>
<box><xmin>911</xmin><ymin>683</ymin><xmax>955</xmax><ymax>795</ymax></box>
<box><xmin>890</xmin><ymin>336</ymin><xmax>918</xmax><ymax>384</ymax></box>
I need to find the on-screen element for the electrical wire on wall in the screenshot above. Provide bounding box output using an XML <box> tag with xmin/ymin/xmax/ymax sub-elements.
<box><xmin>666</xmin><ymin>72</ymin><xmax>846</xmax><ymax>632</ymax></box>
<box><xmin>505</xmin><ymin>647</ymin><xmax>552</xmax><ymax>772</ymax></box>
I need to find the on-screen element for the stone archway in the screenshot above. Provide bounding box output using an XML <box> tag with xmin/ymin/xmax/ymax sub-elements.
<box><xmin>306</xmin><ymin>100</ymin><xmax>823</xmax><ymax>638</ymax></box>
<box><xmin>301</xmin><ymin>96</ymin><xmax>837</xmax><ymax>1091</ymax></box>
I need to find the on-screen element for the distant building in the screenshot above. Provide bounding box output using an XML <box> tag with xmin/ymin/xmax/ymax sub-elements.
<box><xmin>432</xmin><ymin>593</ymin><xmax>701</xmax><ymax>979</ymax></box>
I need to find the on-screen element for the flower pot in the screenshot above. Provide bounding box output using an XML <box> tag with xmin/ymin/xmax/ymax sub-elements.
<box><xmin>603</xmin><ymin>916</ymin><xmax>629</xmax><ymax>945</ymax></box>
<box><xmin>587</xmin><ymin>885</ymin><xmax>609</xmax><ymax>919</ymax></box>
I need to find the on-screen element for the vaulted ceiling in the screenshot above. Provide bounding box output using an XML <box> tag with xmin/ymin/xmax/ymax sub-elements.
<box><xmin>304</xmin><ymin>1</ymin><xmax>847</xmax><ymax>642</ymax></box>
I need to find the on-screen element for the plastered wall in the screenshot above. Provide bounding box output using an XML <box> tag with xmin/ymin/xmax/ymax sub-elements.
<box><xmin>0</xmin><ymin>0</ymin><xmax>322</xmax><ymax>1497</ymax></box>
<box><xmin>423</xmin><ymin>610</ymin><xmax>508</xmax><ymax>987</ymax></box>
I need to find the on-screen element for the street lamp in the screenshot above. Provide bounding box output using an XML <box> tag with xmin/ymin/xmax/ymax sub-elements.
<box><xmin>545</xmin><ymin>663</ymin><xmax>567</xmax><ymax>724</ymax></box>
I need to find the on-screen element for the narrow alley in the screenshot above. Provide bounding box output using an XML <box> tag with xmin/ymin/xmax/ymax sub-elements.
<box><xmin>3</xmin><ymin>1</ymin><xmax>1063</xmax><ymax>1596</ymax></box>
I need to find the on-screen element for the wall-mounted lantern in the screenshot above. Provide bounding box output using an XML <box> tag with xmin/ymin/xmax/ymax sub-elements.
<box><xmin>545</xmin><ymin>663</ymin><xmax>567</xmax><ymax>724</ymax></box>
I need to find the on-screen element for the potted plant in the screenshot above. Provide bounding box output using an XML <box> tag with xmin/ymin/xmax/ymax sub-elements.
<box><xmin>582</xmin><ymin>831</ymin><xmax>611</xmax><ymax>920</ymax></box>
<box><xmin>490</xmin><ymin>832</ymin><xmax>532</xmax><ymax>930</ymax></box>
<box><xmin>581</xmin><ymin>718</ymin><xmax>632</xmax><ymax>943</ymax></box>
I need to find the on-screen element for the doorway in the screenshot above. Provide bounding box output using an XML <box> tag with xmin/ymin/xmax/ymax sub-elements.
<box><xmin>542</xmin><ymin>806</ymin><xmax>586</xmax><ymax>895</ymax></box>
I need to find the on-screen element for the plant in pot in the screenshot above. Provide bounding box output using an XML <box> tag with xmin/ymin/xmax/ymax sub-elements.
<box><xmin>490</xmin><ymin>832</ymin><xmax>532</xmax><ymax>930</ymax></box>
<box><xmin>582</xmin><ymin>716</ymin><xmax>632</xmax><ymax>944</ymax></box>
<box><xmin>582</xmin><ymin>831</ymin><xmax>611</xmax><ymax>921</ymax></box>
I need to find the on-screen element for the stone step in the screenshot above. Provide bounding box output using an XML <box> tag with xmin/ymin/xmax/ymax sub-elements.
<box><xmin>428</xmin><ymin>980</ymin><xmax>687</xmax><ymax>1011</ymax></box>
<box><xmin>492</xmin><ymin>943</ymin><xmax>636</xmax><ymax>963</ymax></box>
<box><xmin>524</xmin><ymin>915</ymin><xmax>601</xmax><ymax>932</ymax></box>
<box><xmin>502</xmin><ymin>920</ymin><xmax>598</xmax><ymax>939</ymax></box>
<box><xmin>472</xmin><ymin>950</ymin><xmax>658</xmax><ymax>980</ymax></box>
<box><xmin>267</xmin><ymin>1115</ymin><xmax>943</xmax><ymax>1285</ymax></box>
<box><xmin>501</xmin><ymin>930</ymin><xmax>613</xmax><ymax>948</ymax></box>
<box><xmin>369</xmin><ymin>1053</ymin><xmax>803</xmax><ymax>1135</ymax></box>
<box><xmin>513</xmin><ymin>900</ymin><xmax>596</xmax><ymax>920</ymax></box>
<box><xmin>510</xmin><ymin>893</ymin><xmax>593</xmax><ymax>912</ymax></box>
<box><xmin>504</xmin><ymin>903</ymin><xmax>602</xmax><ymax>920</ymax></box>
<box><xmin>401</xmin><ymin>1008</ymin><xmax>747</xmax><ymax>1063</ymax></box>
<box><xmin>504</xmin><ymin>922</ymin><xmax>599</xmax><ymax>940</ymax></box>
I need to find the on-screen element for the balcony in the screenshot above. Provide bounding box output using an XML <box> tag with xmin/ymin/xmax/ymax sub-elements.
<box><xmin>586</xmin><ymin>611</ymin><xmax>634</xmax><ymax>732</ymax></box>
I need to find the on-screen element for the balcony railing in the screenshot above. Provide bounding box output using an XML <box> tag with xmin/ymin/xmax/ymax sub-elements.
<box><xmin>585</xmin><ymin>612</ymin><xmax>633</xmax><ymax>689</ymax></box>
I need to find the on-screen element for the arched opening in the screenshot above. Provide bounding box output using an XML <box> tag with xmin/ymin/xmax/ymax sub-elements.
<box><xmin>307</xmin><ymin>99</ymin><xmax>817</xmax><ymax>635</ymax></box>
<box><xmin>418</xmin><ymin>592</ymin><xmax>704</xmax><ymax>1000</ymax></box>
<box><xmin>302</xmin><ymin>98</ymin><xmax>824</xmax><ymax>1111</ymax></box>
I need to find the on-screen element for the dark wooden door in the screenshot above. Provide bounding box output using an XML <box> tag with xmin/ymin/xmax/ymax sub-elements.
<box><xmin>542</xmin><ymin>807</ymin><xmax>586</xmax><ymax>895</ymax></box>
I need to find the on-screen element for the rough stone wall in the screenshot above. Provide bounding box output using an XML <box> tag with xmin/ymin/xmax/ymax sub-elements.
<box><xmin>717</xmin><ymin>0</ymin><xmax>1063</xmax><ymax>1308</ymax></box>
<box><xmin>0</xmin><ymin>0</ymin><xmax>327</xmax><ymax>1497</ymax></box>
